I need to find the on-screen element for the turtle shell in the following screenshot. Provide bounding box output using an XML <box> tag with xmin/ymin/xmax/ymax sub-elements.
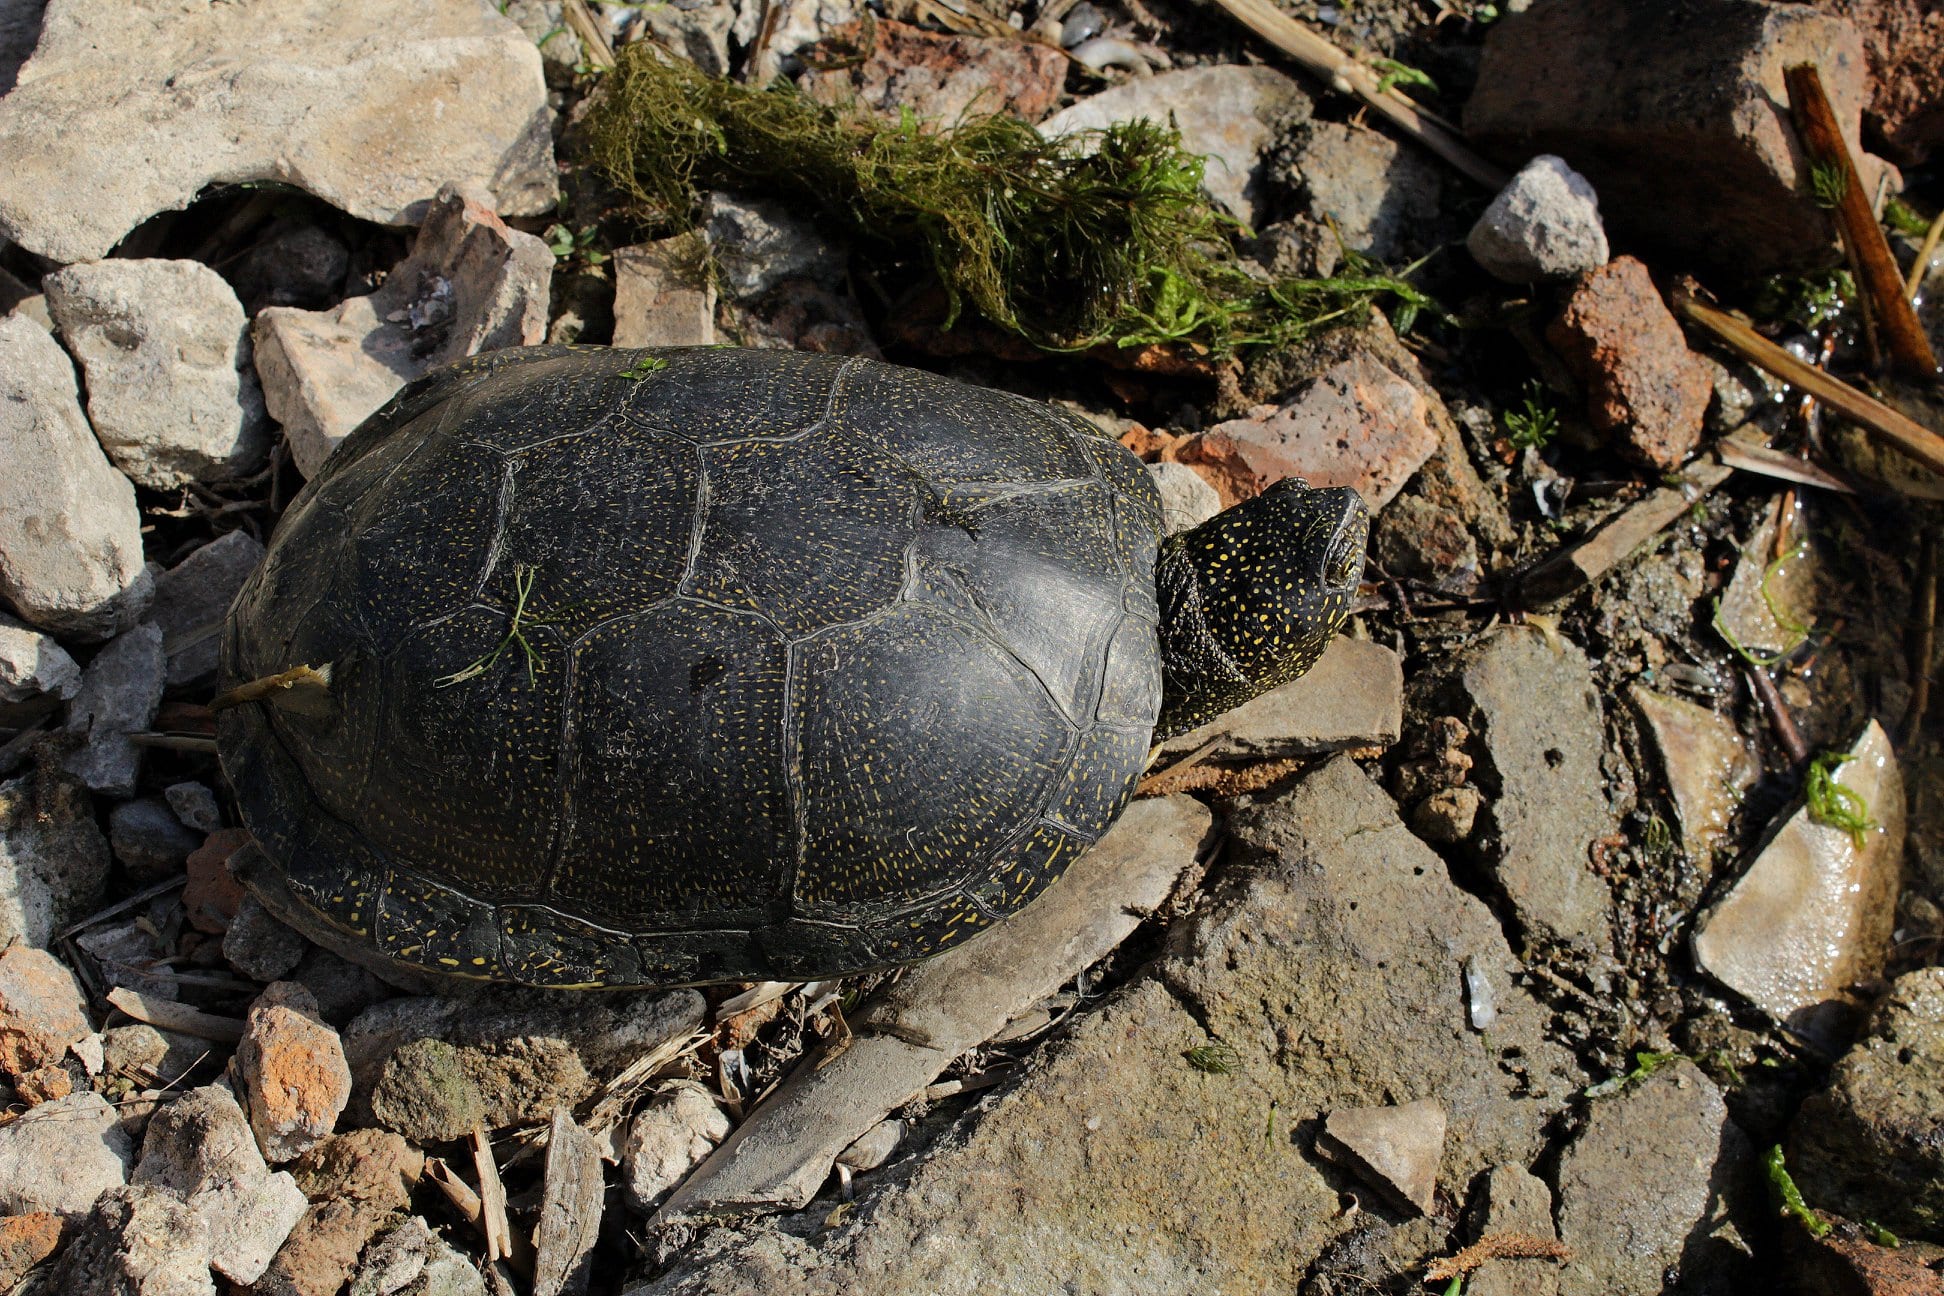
<box><xmin>219</xmin><ymin>346</ymin><xmax>1165</xmax><ymax>988</ymax></box>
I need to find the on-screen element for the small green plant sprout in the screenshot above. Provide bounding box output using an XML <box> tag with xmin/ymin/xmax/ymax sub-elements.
<box><xmin>1371</xmin><ymin>58</ymin><xmax>1439</xmax><ymax>99</ymax></box>
<box><xmin>1264</xmin><ymin>1099</ymin><xmax>1279</xmax><ymax>1144</ymax></box>
<box><xmin>1710</xmin><ymin>543</ymin><xmax>1813</xmax><ymax>668</ymax></box>
<box><xmin>1809</xmin><ymin>160</ymin><xmax>1848</xmax><ymax>210</ymax></box>
<box><xmin>545</xmin><ymin>222</ymin><xmax>609</xmax><ymax>268</ymax></box>
<box><xmin>1884</xmin><ymin>196</ymin><xmax>1933</xmax><ymax>239</ymax></box>
<box><xmin>1804</xmin><ymin>749</ymin><xmax>1878</xmax><ymax>849</ymax></box>
<box><xmin>618</xmin><ymin>354</ymin><xmax>668</xmax><ymax>381</ymax></box>
<box><xmin>1502</xmin><ymin>380</ymin><xmax>1560</xmax><ymax>451</ymax></box>
<box><xmin>1764</xmin><ymin>1145</ymin><xmax>1831</xmax><ymax>1238</ymax></box>
<box><xmin>1184</xmin><ymin>1041</ymin><xmax>1241</xmax><ymax>1074</ymax></box>
<box><xmin>437</xmin><ymin>564</ymin><xmax>546</xmax><ymax>688</ymax></box>
<box><xmin>1583</xmin><ymin>1049</ymin><xmax>1683</xmax><ymax>1098</ymax></box>
<box><xmin>1864</xmin><ymin>1220</ymin><xmax>1901</xmax><ymax>1248</ymax></box>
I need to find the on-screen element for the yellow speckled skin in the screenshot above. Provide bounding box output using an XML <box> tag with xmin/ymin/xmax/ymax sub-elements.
<box><xmin>218</xmin><ymin>346</ymin><xmax>1361</xmax><ymax>989</ymax></box>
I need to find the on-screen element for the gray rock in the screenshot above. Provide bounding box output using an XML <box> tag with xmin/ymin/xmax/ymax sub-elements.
<box><xmin>1630</xmin><ymin>686</ymin><xmax>1757</xmax><ymax>863</ymax></box>
<box><xmin>0</xmin><ymin>1090</ymin><xmax>134</xmax><ymax>1219</ymax></box>
<box><xmin>835</xmin><ymin>1118</ymin><xmax>903</xmax><ymax>1173</ymax></box>
<box><xmin>1791</xmin><ymin>967</ymin><xmax>1944</xmax><ymax>1240</ymax></box>
<box><xmin>1450</xmin><ymin>628</ymin><xmax>1615</xmax><ymax>954</ymax></box>
<box><xmin>223</xmin><ymin>893</ymin><xmax>310</xmax><ymax>983</ymax></box>
<box><xmin>637</xmin><ymin>0</ymin><xmax>735</xmax><ymax>77</ymax></box>
<box><xmin>287</xmin><ymin>946</ymin><xmax>391</xmax><ymax>1028</ymax></box>
<box><xmin>109</xmin><ymin>797</ymin><xmax>201</xmax><ymax>877</ymax></box>
<box><xmin>1145</xmin><ymin>461</ymin><xmax>1220</xmax><ymax>536</ymax></box>
<box><xmin>144</xmin><ymin>530</ymin><xmax>265</xmax><ymax>688</ymax></box>
<box><xmin>74</xmin><ymin>918</ymin><xmax>176</xmax><ymax>998</ymax></box>
<box><xmin>349</xmin><ymin>1216</ymin><xmax>487</xmax><ymax>1296</ymax></box>
<box><xmin>226</xmin><ymin>219</ymin><xmax>352</xmax><ymax>314</ymax></box>
<box><xmin>1319</xmin><ymin>1098</ymin><xmax>1446</xmax><ymax>1215</ymax></box>
<box><xmin>1157</xmin><ymin>635</ymin><xmax>1403</xmax><ymax>762</ymax></box>
<box><xmin>164</xmin><ymin>780</ymin><xmax>223</xmax><ymax>834</ymax></box>
<box><xmin>1555</xmin><ymin>1059</ymin><xmax>1754</xmax><ymax>1296</ymax></box>
<box><xmin>134</xmin><ymin>1083</ymin><xmax>308</xmax><ymax>1283</ymax></box>
<box><xmin>103</xmin><ymin>1023</ymin><xmax>223</xmax><ymax>1087</ymax></box>
<box><xmin>0</xmin><ymin>0</ymin><xmax>555</xmax><ymax>264</ymax></box>
<box><xmin>1041</xmin><ymin>66</ymin><xmax>1311</xmax><ymax>226</ymax></box>
<box><xmin>622</xmin><ymin>1083</ymin><xmax>731</xmax><ymax>1214</ymax></box>
<box><xmin>502</xmin><ymin>0</ymin><xmax>583</xmax><ymax>86</ymax></box>
<box><xmin>1297</xmin><ymin>121</ymin><xmax>1445</xmax><ymax>262</ymax></box>
<box><xmin>254</xmin><ymin>183</ymin><xmax>553</xmax><ymax>478</ymax></box>
<box><xmin>644</xmin><ymin>761</ymin><xmax>1580</xmax><ymax>1291</ymax></box>
<box><xmin>46</xmin><ymin>1182</ymin><xmax>216</xmax><ymax>1296</ymax></box>
<box><xmin>61</xmin><ymin>621</ymin><xmax>165</xmax><ymax>797</ymax></box>
<box><xmin>612</xmin><ymin>234</ymin><xmax>717</xmax><ymax>349</ymax></box>
<box><xmin>1693</xmin><ymin>720</ymin><xmax>1904</xmax><ymax>1046</ymax></box>
<box><xmin>44</xmin><ymin>258</ymin><xmax>270</xmax><ymax>489</ymax></box>
<box><xmin>0</xmin><ymin>611</ymin><xmax>79</xmax><ymax>702</ymax></box>
<box><xmin>703</xmin><ymin>192</ymin><xmax>845</xmax><ymax>300</ymax></box>
<box><xmin>1466</xmin><ymin>155</ymin><xmax>1609</xmax><ymax>283</ymax></box>
<box><xmin>0</xmin><ymin>762</ymin><xmax>109</xmax><ymax>948</ymax></box>
<box><xmin>0</xmin><ymin>312</ymin><xmax>151</xmax><ymax>641</ymax></box>
<box><xmin>369</xmin><ymin>1037</ymin><xmax>487</xmax><ymax>1144</ymax></box>
<box><xmin>1469</xmin><ymin>1164</ymin><xmax>1560</xmax><ymax>1296</ymax></box>
<box><xmin>346</xmin><ymin>988</ymin><xmax>706</xmax><ymax>1133</ymax></box>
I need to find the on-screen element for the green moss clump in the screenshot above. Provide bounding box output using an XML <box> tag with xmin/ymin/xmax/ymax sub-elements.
<box><xmin>581</xmin><ymin>44</ymin><xmax>1429</xmax><ymax>355</ymax></box>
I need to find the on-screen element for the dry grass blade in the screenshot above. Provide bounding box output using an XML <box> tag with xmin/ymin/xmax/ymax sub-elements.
<box><xmin>1785</xmin><ymin>64</ymin><xmax>1939</xmax><ymax>380</ymax></box>
<box><xmin>1424</xmin><ymin>1233</ymin><xmax>1572</xmax><ymax>1281</ymax></box>
<box><xmin>1198</xmin><ymin>0</ymin><xmax>1505</xmax><ymax>188</ymax></box>
<box><xmin>104</xmin><ymin>987</ymin><xmax>244</xmax><ymax>1043</ymax></box>
<box><xmin>562</xmin><ymin>0</ymin><xmax>615</xmax><ymax>70</ymax></box>
<box><xmin>1676</xmin><ymin>295</ymin><xmax>1944</xmax><ymax>479</ymax></box>
<box><xmin>1911</xmin><ymin>207</ymin><xmax>1944</xmax><ymax>301</ymax></box>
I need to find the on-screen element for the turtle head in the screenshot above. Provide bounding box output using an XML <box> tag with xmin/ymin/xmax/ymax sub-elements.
<box><xmin>1153</xmin><ymin>477</ymin><xmax>1368</xmax><ymax>740</ymax></box>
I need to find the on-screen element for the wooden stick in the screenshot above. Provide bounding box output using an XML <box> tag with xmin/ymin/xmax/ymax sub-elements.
<box><xmin>1675</xmin><ymin>295</ymin><xmax>1944</xmax><ymax>480</ymax></box>
<box><xmin>104</xmin><ymin>988</ymin><xmax>245</xmax><ymax>1043</ymax></box>
<box><xmin>1785</xmin><ymin>64</ymin><xmax>1939</xmax><ymax>380</ymax></box>
<box><xmin>472</xmin><ymin>1128</ymin><xmax>516</xmax><ymax>1265</ymax></box>
<box><xmin>562</xmin><ymin>0</ymin><xmax>616</xmax><ymax>70</ymax></box>
<box><xmin>1910</xmin><ymin>207</ymin><xmax>1944</xmax><ymax>302</ymax></box>
<box><xmin>1199</xmin><ymin>0</ymin><xmax>1507</xmax><ymax>189</ymax></box>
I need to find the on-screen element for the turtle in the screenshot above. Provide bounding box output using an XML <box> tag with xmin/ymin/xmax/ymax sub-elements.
<box><xmin>217</xmin><ymin>345</ymin><xmax>1366</xmax><ymax>989</ymax></box>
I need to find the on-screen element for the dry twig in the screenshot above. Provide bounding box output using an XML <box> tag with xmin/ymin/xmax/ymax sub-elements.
<box><xmin>1424</xmin><ymin>1233</ymin><xmax>1572</xmax><ymax>1282</ymax></box>
<box><xmin>104</xmin><ymin>987</ymin><xmax>245</xmax><ymax>1043</ymax></box>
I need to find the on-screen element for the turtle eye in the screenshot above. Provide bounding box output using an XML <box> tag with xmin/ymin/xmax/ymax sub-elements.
<box><xmin>1323</xmin><ymin>524</ymin><xmax>1362</xmax><ymax>587</ymax></box>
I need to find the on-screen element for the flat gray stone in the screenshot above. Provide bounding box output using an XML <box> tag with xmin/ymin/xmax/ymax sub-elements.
<box><xmin>254</xmin><ymin>184</ymin><xmax>553</xmax><ymax>478</ymax></box>
<box><xmin>1320</xmin><ymin>1098</ymin><xmax>1446</xmax><ymax>1215</ymax></box>
<box><xmin>1297</xmin><ymin>121</ymin><xmax>1445</xmax><ymax>261</ymax></box>
<box><xmin>612</xmin><ymin>235</ymin><xmax>717</xmax><ymax>349</ymax></box>
<box><xmin>703</xmin><ymin>193</ymin><xmax>845</xmax><ymax>301</ymax></box>
<box><xmin>1452</xmin><ymin>628</ymin><xmax>1616</xmax><ymax>954</ymax></box>
<box><xmin>1555</xmin><ymin>1059</ymin><xmax>1754</xmax><ymax>1296</ymax></box>
<box><xmin>134</xmin><ymin>1083</ymin><xmax>308</xmax><ymax>1284</ymax></box>
<box><xmin>44</xmin><ymin>258</ymin><xmax>269</xmax><ymax>489</ymax></box>
<box><xmin>223</xmin><ymin>893</ymin><xmax>310</xmax><ymax>984</ymax></box>
<box><xmin>1467</xmin><ymin>154</ymin><xmax>1609</xmax><ymax>283</ymax></box>
<box><xmin>1693</xmin><ymin>720</ymin><xmax>1904</xmax><ymax>1044</ymax></box>
<box><xmin>1145</xmin><ymin>461</ymin><xmax>1220</xmax><ymax>536</ymax></box>
<box><xmin>0</xmin><ymin>762</ymin><xmax>109</xmax><ymax>948</ymax></box>
<box><xmin>164</xmin><ymin>781</ymin><xmax>223</xmax><ymax>834</ymax></box>
<box><xmin>108</xmin><ymin>797</ymin><xmax>202</xmax><ymax>878</ymax></box>
<box><xmin>0</xmin><ymin>0</ymin><xmax>555</xmax><ymax>263</ymax></box>
<box><xmin>0</xmin><ymin>1090</ymin><xmax>134</xmax><ymax>1219</ymax></box>
<box><xmin>1630</xmin><ymin>686</ymin><xmax>1757</xmax><ymax>862</ymax></box>
<box><xmin>61</xmin><ymin>621</ymin><xmax>165</xmax><ymax>797</ymax></box>
<box><xmin>1041</xmin><ymin>65</ymin><xmax>1311</xmax><ymax>226</ymax></box>
<box><xmin>0</xmin><ymin>312</ymin><xmax>151</xmax><ymax>641</ymax></box>
<box><xmin>0</xmin><ymin>611</ymin><xmax>79</xmax><ymax>702</ymax></box>
<box><xmin>144</xmin><ymin>530</ymin><xmax>265</xmax><ymax>688</ymax></box>
<box><xmin>1159</xmin><ymin>634</ymin><xmax>1402</xmax><ymax>760</ymax></box>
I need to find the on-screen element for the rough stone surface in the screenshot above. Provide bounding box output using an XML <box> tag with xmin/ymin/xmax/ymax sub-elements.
<box><xmin>134</xmin><ymin>1083</ymin><xmax>308</xmax><ymax>1283</ymax></box>
<box><xmin>1555</xmin><ymin>1059</ymin><xmax>1754</xmax><ymax>1296</ymax></box>
<box><xmin>44</xmin><ymin>258</ymin><xmax>270</xmax><ymax>489</ymax></box>
<box><xmin>369</xmin><ymin>1037</ymin><xmax>487</xmax><ymax>1144</ymax></box>
<box><xmin>344</xmin><ymin>989</ymin><xmax>706</xmax><ymax>1132</ymax></box>
<box><xmin>623</xmin><ymin>1083</ymin><xmax>732</xmax><ymax>1214</ymax></box>
<box><xmin>799</xmin><ymin>20</ymin><xmax>1066</xmax><ymax>124</ymax></box>
<box><xmin>612</xmin><ymin>235</ymin><xmax>716</xmax><ymax>349</ymax></box>
<box><xmin>0</xmin><ymin>0</ymin><xmax>555</xmax><ymax>263</ymax></box>
<box><xmin>0</xmin><ymin>312</ymin><xmax>151</xmax><ymax>641</ymax></box>
<box><xmin>836</xmin><ymin>1118</ymin><xmax>903</xmax><ymax>1173</ymax></box>
<box><xmin>104</xmin><ymin>1023</ymin><xmax>221</xmax><ymax>1088</ymax></box>
<box><xmin>165</xmin><ymin>780</ymin><xmax>224</xmax><ymax>834</ymax></box>
<box><xmin>254</xmin><ymin>183</ymin><xmax>553</xmax><ymax>478</ymax></box>
<box><xmin>0</xmin><ymin>763</ymin><xmax>110</xmax><ymax>947</ymax></box>
<box><xmin>1694</xmin><ymin>720</ymin><xmax>1904</xmax><ymax>1044</ymax></box>
<box><xmin>44</xmin><ymin>1183</ymin><xmax>214</xmax><ymax>1296</ymax></box>
<box><xmin>1320</xmin><ymin>1098</ymin><xmax>1447</xmax><ymax>1215</ymax></box>
<box><xmin>0</xmin><ymin>943</ymin><xmax>92</xmax><ymax>1081</ymax></box>
<box><xmin>1792</xmin><ymin>968</ymin><xmax>1944</xmax><ymax>1241</ymax></box>
<box><xmin>264</xmin><ymin>1129</ymin><xmax>425</xmax><ymax>1296</ymax></box>
<box><xmin>1631</xmin><ymin>687</ymin><xmax>1759</xmax><ymax>861</ymax></box>
<box><xmin>633</xmin><ymin>0</ymin><xmax>733</xmax><ymax>77</ymax></box>
<box><xmin>233</xmin><ymin>981</ymin><xmax>352</xmax><ymax>1164</ymax></box>
<box><xmin>224</xmin><ymin>893</ymin><xmax>311</xmax><ymax>984</ymax></box>
<box><xmin>184</xmin><ymin>826</ymin><xmax>251</xmax><ymax>936</ymax></box>
<box><xmin>1158</xmin><ymin>635</ymin><xmax>1403</xmax><ymax>761</ymax></box>
<box><xmin>1469</xmin><ymin>1164</ymin><xmax>1561</xmax><ymax>1296</ymax></box>
<box><xmin>1465</xmin><ymin>0</ymin><xmax>1878</xmax><ymax>275</ymax></box>
<box><xmin>1548</xmin><ymin>257</ymin><xmax>1712</xmax><ymax>471</ymax></box>
<box><xmin>0</xmin><ymin>1211</ymin><xmax>62</xmax><ymax>1289</ymax></box>
<box><xmin>145</xmin><ymin>530</ymin><xmax>266</xmax><ymax>688</ymax></box>
<box><xmin>61</xmin><ymin>621</ymin><xmax>165</xmax><ymax>797</ymax></box>
<box><xmin>1297</xmin><ymin>120</ymin><xmax>1445</xmax><ymax>262</ymax></box>
<box><xmin>641</xmin><ymin>759</ymin><xmax>1580</xmax><ymax>1291</ymax></box>
<box><xmin>535</xmin><ymin>1107</ymin><xmax>604</xmax><ymax>1296</ymax></box>
<box><xmin>1808</xmin><ymin>0</ymin><xmax>1944</xmax><ymax>164</ymax></box>
<box><xmin>1145</xmin><ymin>461</ymin><xmax>1222</xmax><ymax>536</ymax></box>
<box><xmin>1449</xmin><ymin>628</ymin><xmax>1616</xmax><ymax>953</ymax></box>
<box><xmin>109</xmin><ymin>797</ymin><xmax>202</xmax><ymax>878</ymax></box>
<box><xmin>1197</xmin><ymin>353</ymin><xmax>1440</xmax><ymax>511</ymax></box>
<box><xmin>348</xmin><ymin>1216</ymin><xmax>487</xmax><ymax>1296</ymax></box>
<box><xmin>1467</xmin><ymin>154</ymin><xmax>1609</xmax><ymax>283</ymax></box>
<box><xmin>1370</xmin><ymin>492</ymin><xmax>1481</xmax><ymax>588</ymax></box>
<box><xmin>0</xmin><ymin>612</ymin><xmax>78</xmax><ymax>702</ymax></box>
<box><xmin>1040</xmin><ymin>66</ymin><xmax>1311</xmax><ymax>226</ymax></box>
<box><xmin>0</xmin><ymin>1090</ymin><xmax>133</xmax><ymax>1220</ymax></box>
<box><xmin>702</xmin><ymin>192</ymin><xmax>845</xmax><ymax>303</ymax></box>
